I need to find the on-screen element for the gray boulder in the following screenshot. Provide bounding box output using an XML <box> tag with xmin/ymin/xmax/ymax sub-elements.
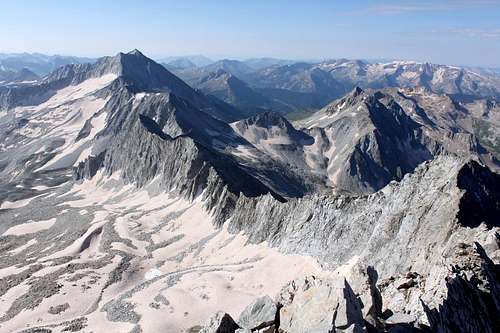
<box><xmin>238</xmin><ymin>295</ymin><xmax>277</xmax><ymax>330</ymax></box>
<box><xmin>278</xmin><ymin>276</ymin><xmax>367</xmax><ymax>333</ymax></box>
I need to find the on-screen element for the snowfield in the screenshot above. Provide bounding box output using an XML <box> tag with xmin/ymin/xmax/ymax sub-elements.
<box><xmin>0</xmin><ymin>173</ymin><xmax>333</xmax><ymax>332</ymax></box>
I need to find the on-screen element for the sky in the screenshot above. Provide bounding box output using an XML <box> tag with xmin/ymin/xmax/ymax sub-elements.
<box><xmin>1</xmin><ymin>0</ymin><xmax>500</xmax><ymax>67</ymax></box>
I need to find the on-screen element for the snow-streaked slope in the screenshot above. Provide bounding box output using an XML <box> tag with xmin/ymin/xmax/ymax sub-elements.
<box><xmin>5</xmin><ymin>74</ymin><xmax>117</xmax><ymax>172</ymax></box>
<box><xmin>0</xmin><ymin>173</ymin><xmax>333</xmax><ymax>333</ymax></box>
<box><xmin>230</xmin><ymin>112</ymin><xmax>314</xmax><ymax>169</ymax></box>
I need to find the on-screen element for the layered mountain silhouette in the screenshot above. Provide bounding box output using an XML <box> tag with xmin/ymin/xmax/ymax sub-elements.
<box><xmin>172</xmin><ymin>57</ymin><xmax>500</xmax><ymax>118</ymax></box>
<box><xmin>0</xmin><ymin>52</ymin><xmax>94</xmax><ymax>76</ymax></box>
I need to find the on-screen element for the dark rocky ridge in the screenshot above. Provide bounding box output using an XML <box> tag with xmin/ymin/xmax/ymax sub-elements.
<box><xmin>74</xmin><ymin>88</ymin><xmax>290</xmax><ymax>205</ymax></box>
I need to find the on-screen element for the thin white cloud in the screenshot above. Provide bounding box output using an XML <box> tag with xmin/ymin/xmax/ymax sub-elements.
<box><xmin>363</xmin><ymin>0</ymin><xmax>500</xmax><ymax>15</ymax></box>
<box><xmin>334</xmin><ymin>23</ymin><xmax>353</xmax><ymax>27</ymax></box>
<box><xmin>450</xmin><ymin>28</ymin><xmax>500</xmax><ymax>38</ymax></box>
<box><xmin>369</xmin><ymin>4</ymin><xmax>443</xmax><ymax>15</ymax></box>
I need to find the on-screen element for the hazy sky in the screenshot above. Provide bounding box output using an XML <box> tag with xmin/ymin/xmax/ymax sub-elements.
<box><xmin>1</xmin><ymin>0</ymin><xmax>500</xmax><ymax>66</ymax></box>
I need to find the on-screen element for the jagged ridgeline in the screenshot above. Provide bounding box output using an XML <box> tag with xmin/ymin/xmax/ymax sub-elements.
<box><xmin>0</xmin><ymin>50</ymin><xmax>499</xmax><ymax>333</ymax></box>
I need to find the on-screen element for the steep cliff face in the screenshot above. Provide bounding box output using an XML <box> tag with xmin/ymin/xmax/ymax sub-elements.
<box><xmin>456</xmin><ymin>160</ymin><xmax>500</xmax><ymax>228</ymax></box>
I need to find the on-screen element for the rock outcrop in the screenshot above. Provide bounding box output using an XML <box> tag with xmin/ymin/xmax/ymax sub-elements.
<box><xmin>237</xmin><ymin>295</ymin><xmax>277</xmax><ymax>331</ymax></box>
<box><xmin>202</xmin><ymin>242</ymin><xmax>499</xmax><ymax>332</ymax></box>
<box><xmin>278</xmin><ymin>276</ymin><xmax>367</xmax><ymax>333</ymax></box>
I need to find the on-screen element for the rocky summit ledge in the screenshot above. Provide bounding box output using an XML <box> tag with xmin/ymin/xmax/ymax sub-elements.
<box><xmin>199</xmin><ymin>240</ymin><xmax>500</xmax><ymax>333</ymax></box>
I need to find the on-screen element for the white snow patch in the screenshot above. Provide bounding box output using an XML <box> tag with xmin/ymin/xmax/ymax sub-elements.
<box><xmin>39</xmin><ymin>74</ymin><xmax>117</xmax><ymax>109</ymax></box>
<box><xmin>0</xmin><ymin>194</ymin><xmax>44</xmax><ymax>209</ymax></box>
<box><xmin>8</xmin><ymin>239</ymin><xmax>38</xmax><ymax>255</ymax></box>
<box><xmin>3</xmin><ymin>218</ymin><xmax>56</xmax><ymax>236</ymax></box>
<box><xmin>145</xmin><ymin>268</ymin><xmax>163</xmax><ymax>280</ymax></box>
<box><xmin>37</xmin><ymin>98</ymin><xmax>110</xmax><ymax>170</ymax></box>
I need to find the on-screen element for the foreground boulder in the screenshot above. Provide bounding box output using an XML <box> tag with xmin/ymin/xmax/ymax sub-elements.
<box><xmin>277</xmin><ymin>276</ymin><xmax>367</xmax><ymax>333</ymax></box>
<box><xmin>237</xmin><ymin>295</ymin><xmax>277</xmax><ymax>331</ymax></box>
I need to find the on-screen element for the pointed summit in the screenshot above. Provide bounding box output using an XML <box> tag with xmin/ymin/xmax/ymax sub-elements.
<box><xmin>92</xmin><ymin>51</ymin><xmax>219</xmax><ymax>108</ymax></box>
<box><xmin>353</xmin><ymin>86</ymin><xmax>364</xmax><ymax>96</ymax></box>
<box><xmin>233</xmin><ymin>111</ymin><xmax>313</xmax><ymax>145</ymax></box>
<box><xmin>128</xmin><ymin>49</ymin><xmax>145</xmax><ymax>56</ymax></box>
<box><xmin>322</xmin><ymin>86</ymin><xmax>367</xmax><ymax>115</ymax></box>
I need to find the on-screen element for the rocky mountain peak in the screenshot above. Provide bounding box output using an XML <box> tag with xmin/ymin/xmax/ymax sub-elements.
<box><xmin>127</xmin><ymin>48</ymin><xmax>145</xmax><ymax>57</ymax></box>
<box><xmin>43</xmin><ymin>49</ymin><xmax>180</xmax><ymax>91</ymax></box>
<box><xmin>323</xmin><ymin>86</ymin><xmax>367</xmax><ymax>115</ymax></box>
<box><xmin>116</xmin><ymin>49</ymin><xmax>155</xmax><ymax>68</ymax></box>
<box><xmin>241</xmin><ymin>110</ymin><xmax>292</xmax><ymax>129</ymax></box>
<box><xmin>353</xmin><ymin>85</ymin><xmax>363</xmax><ymax>94</ymax></box>
<box><xmin>200</xmin><ymin>69</ymin><xmax>232</xmax><ymax>83</ymax></box>
<box><xmin>100</xmin><ymin>51</ymin><xmax>248</xmax><ymax>122</ymax></box>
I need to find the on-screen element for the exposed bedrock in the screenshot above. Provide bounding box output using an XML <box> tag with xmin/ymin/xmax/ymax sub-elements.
<box><xmin>201</xmin><ymin>241</ymin><xmax>499</xmax><ymax>332</ymax></box>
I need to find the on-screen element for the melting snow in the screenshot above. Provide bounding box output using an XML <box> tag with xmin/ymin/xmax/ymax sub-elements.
<box><xmin>145</xmin><ymin>268</ymin><xmax>163</xmax><ymax>280</ymax></box>
<box><xmin>4</xmin><ymin>218</ymin><xmax>56</xmax><ymax>236</ymax></box>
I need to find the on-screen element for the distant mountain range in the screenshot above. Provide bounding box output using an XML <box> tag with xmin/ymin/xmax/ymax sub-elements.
<box><xmin>0</xmin><ymin>53</ymin><xmax>95</xmax><ymax>77</ymax></box>
<box><xmin>3</xmin><ymin>52</ymin><xmax>500</xmax><ymax>106</ymax></box>
<box><xmin>165</xmin><ymin>57</ymin><xmax>500</xmax><ymax>118</ymax></box>
<box><xmin>159</xmin><ymin>55</ymin><xmax>214</xmax><ymax>68</ymax></box>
